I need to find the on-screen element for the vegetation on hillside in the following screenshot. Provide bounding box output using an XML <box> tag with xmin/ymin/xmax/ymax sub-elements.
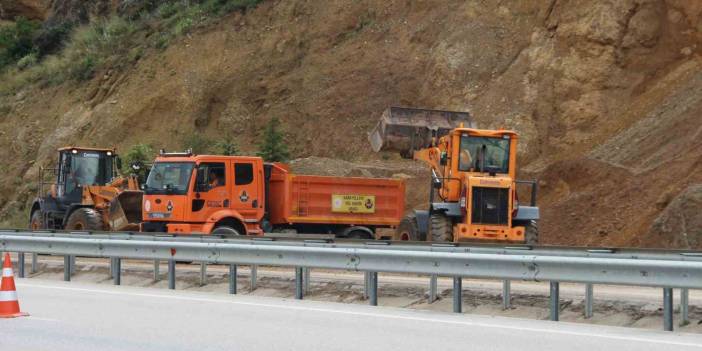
<box><xmin>0</xmin><ymin>0</ymin><xmax>263</xmax><ymax>95</ymax></box>
<box><xmin>257</xmin><ymin>117</ymin><xmax>290</xmax><ymax>162</ymax></box>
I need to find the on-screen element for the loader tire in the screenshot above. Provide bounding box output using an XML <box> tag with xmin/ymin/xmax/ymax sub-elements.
<box><xmin>430</xmin><ymin>213</ymin><xmax>453</xmax><ymax>242</ymax></box>
<box><xmin>212</xmin><ymin>226</ymin><xmax>241</xmax><ymax>237</ymax></box>
<box><xmin>524</xmin><ymin>220</ymin><xmax>538</xmax><ymax>245</ymax></box>
<box><xmin>397</xmin><ymin>214</ymin><xmax>420</xmax><ymax>241</ymax></box>
<box><xmin>65</xmin><ymin>208</ymin><xmax>105</xmax><ymax>231</ymax></box>
<box><xmin>30</xmin><ymin>210</ymin><xmax>44</xmax><ymax>230</ymax></box>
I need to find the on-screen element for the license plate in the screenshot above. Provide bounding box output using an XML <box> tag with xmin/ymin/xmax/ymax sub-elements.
<box><xmin>148</xmin><ymin>212</ymin><xmax>171</xmax><ymax>219</ymax></box>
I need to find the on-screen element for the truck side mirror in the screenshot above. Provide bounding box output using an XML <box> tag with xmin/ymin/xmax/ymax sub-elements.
<box><xmin>439</xmin><ymin>152</ymin><xmax>448</xmax><ymax>166</ymax></box>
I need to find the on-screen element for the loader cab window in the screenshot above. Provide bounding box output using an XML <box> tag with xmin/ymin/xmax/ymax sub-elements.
<box><xmin>459</xmin><ymin>135</ymin><xmax>510</xmax><ymax>174</ymax></box>
<box><xmin>195</xmin><ymin>162</ymin><xmax>226</xmax><ymax>192</ymax></box>
<box><xmin>63</xmin><ymin>151</ymin><xmax>113</xmax><ymax>195</ymax></box>
<box><xmin>144</xmin><ymin>162</ymin><xmax>194</xmax><ymax>195</ymax></box>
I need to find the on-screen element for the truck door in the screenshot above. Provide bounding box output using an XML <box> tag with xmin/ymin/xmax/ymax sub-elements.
<box><xmin>230</xmin><ymin>160</ymin><xmax>263</xmax><ymax>221</ymax></box>
<box><xmin>191</xmin><ymin>162</ymin><xmax>230</xmax><ymax>223</ymax></box>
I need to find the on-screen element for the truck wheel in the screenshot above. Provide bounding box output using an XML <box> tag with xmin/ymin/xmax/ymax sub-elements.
<box><xmin>212</xmin><ymin>226</ymin><xmax>241</xmax><ymax>237</ymax></box>
<box><xmin>65</xmin><ymin>208</ymin><xmax>105</xmax><ymax>231</ymax></box>
<box><xmin>30</xmin><ymin>211</ymin><xmax>44</xmax><ymax>230</ymax></box>
<box><xmin>397</xmin><ymin>214</ymin><xmax>419</xmax><ymax>241</ymax></box>
<box><xmin>430</xmin><ymin>213</ymin><xmax>453</xmax><ymax>242</ymax></box>
<box><xmin>524</xmin><ymin>220</ymin><xmax>538</xmax><ymax>245</ymax></box>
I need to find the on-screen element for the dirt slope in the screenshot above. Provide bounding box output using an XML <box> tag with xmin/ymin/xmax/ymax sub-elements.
<box><xmin>0</xmin><ymin>0</ymin><xmax>701</xmax><ymax>248</ymax></box>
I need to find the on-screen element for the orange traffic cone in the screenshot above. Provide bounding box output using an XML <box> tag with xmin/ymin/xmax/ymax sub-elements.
<box><xmin>0</xmin><ymin>253</ymin><xmax>28</xmax><ymax>318</ymax></box>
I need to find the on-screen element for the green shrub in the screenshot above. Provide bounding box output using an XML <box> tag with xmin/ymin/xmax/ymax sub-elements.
<box><xmin>216</xmin><ymin>138</ymin><xmax>239</xmax><ymax>155</ymax></box>
<box><xmin>0</xmin><ymin>17</ymin><xmax>40</xmax><ymax>69</ymax></box>
<box><xmin>70</xmin><ymin>55</ymin><xmax>97</xmax><ymax>81</ymax></box>
<box><xmin>257</xmin><ymin>117</ymin><xmax>290</xmax><ymax>162</ymax></box>
<box><xmin>121</xmin><ymin>143</ymin><xmax>154</xmax><ymax>182</ymax></box>
<box><xmin>16</xmin><ymin>53</ymin><xmax>38</xmax><ymax>70</ymax></box>
<box><xmin>182</xmin><ymin>133</ymin><xmax>215</xmax><ymax>154</ymax></box>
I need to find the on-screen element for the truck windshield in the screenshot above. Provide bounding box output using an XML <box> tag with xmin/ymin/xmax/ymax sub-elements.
<box><xmin>458</xmin><ymin>135</ymin><xmax>510</xmax><ymax>173</ymax></box>
<box><xmin>145</xmin><ymin>162</ymin><xmax>194</xmax><ymax>195</ymax></box>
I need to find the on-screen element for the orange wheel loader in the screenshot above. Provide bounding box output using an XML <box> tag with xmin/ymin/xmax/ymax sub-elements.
<box><xmin>29</xmin><ymin>147</ymin><xmax>143</xmax><ymax>231</ymax></box>
<box><xmin>369</xmin><ymin>107</ymin><xmax>540</xmax><ymax>244</ymax></box>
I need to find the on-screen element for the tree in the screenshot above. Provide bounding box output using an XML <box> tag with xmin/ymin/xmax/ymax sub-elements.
<box><xmin>216</xmin><ymin>138</ymin><xmax>239</xmax><ymax>156</ymax></box>
<box><xmin>181</xmin><ymin>133</ymin><xmax>214</xmax><ymax>154</ymax></box>
<box><xmin>121</xmin><ymin>143</ymin><xmax>153</xmax><ymax>183</ymax></box>
<box><xmin>256</xmin><ymin>117</ymin><xmax>290</xmax><ymax>162</ymax></box>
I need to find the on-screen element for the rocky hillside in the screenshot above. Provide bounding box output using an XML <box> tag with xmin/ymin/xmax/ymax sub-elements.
<box><xmin>0</xmin><ymin>0</ymin><xmax>700</xmax><ymax>248</ymax></box>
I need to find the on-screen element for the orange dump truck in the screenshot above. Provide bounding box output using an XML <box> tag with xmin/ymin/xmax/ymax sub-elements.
<box><xmin>141</xmin><ymin>151</ymin><xmax>405</xmax><ymax>238</ymax></box>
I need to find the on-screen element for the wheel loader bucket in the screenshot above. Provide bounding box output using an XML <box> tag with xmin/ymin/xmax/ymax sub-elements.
<box><xmin>368</xmin><ymin>107</ymin><xmax>475</xmax><ymax>158</ymax></box>
<box><xmin>108</xmin><ymin>190</ymin><xmax>143</xmax><ymax>231</ymax></box>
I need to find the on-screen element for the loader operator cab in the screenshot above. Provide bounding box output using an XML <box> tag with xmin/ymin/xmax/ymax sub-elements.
<box><xmin>57</xmin><ymin>148</ymin><xmax>118</xmax><ymax>203</ymax></box>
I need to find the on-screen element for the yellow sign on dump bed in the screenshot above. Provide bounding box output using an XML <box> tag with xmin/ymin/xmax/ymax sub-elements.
<box><xmin>331</xmin><ymin>194</ymin><xmax>376</xmax><ymax>213</ymax></box>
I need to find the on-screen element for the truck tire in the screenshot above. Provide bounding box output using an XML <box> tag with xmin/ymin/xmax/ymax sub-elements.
<box><xmin>65</xmin><ymin>208</ymin><xmax>105</xmax><ymax>231</ymax></box>
<box><xmin>212</xmin><ymin>226</ymin><xmax>241</xmax><ymax>237</ymax></box>
<box><xmin>30</xmin><ymin>210</ymin><xmax>44</xmax><ymax>230</ymax></box>
<box><xmin>430</xmin><ymin>212</ymin><xmax>453</xmax><ymax>242</ymax></box>
<box><xmin>397</xmin><ymin>214</ymin><xmax>419</xmax><ymax>241</ymax></box>
<box><xmin>525</xmin><ymin>220</ymin><xmax>538</xmax><ymax>245</ymax></box>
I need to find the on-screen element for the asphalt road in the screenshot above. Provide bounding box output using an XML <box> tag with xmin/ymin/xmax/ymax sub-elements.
<box><xmin>3</xmin><ymin>279</ymin><xmax>702</xmax><ymax>351</ymax></box>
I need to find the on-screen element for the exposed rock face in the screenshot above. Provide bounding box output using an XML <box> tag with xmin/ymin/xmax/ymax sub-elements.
<box><xmin>647</xmin><ymin>185</ymin><xmax>702</xmax><ymax>249</ymax></box>
<box><xmin>0</xmin><ymin>0</ymin><xmax>701</xmax><ymax>247</ymax></box>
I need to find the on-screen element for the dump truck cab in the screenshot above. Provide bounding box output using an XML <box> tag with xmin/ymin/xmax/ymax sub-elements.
<box><xmin>369</xmin><ymin>107</ymin><xmax>539</xmax><ymax>244</ymax></box>
<box><xmin>141</xmin><ymin>151</ymin><xmax>265</xmax><ymax>235</ymax></box>
<box><xmin>30</xmin><ymin>147</ymin><xmax>142</xmax><ymax>231</ymax></box>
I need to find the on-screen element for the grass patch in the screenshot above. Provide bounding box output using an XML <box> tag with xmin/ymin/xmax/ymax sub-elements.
<box><xmin>0</xmin><ymin>0</ymin><xmax>265</xmax><ymax>95</ymax></box>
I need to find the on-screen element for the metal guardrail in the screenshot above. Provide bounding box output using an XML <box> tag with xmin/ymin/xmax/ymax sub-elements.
<box><xmin>1</xmin><ymin>230</ymin><xmax>700</xmax><ymax>331</ymax></box>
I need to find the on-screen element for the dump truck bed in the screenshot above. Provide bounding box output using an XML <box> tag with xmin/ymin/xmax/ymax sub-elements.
<box><xmin>267</xmin><ymin>166</ymin><xmax>405</xmax><ymax>227</ymax></box>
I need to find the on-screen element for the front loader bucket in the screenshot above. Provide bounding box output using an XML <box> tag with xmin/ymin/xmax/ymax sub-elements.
<box><xmin>108</xmin><ymin>190</ymin><xmax>143</xmax><ymax>231</ymax></box>
<box><xmin>368</xmin><ymin>107</ymin><xmax>475</xmax><ymax>158</ymax></box>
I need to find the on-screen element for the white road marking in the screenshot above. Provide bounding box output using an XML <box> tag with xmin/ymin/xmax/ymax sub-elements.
<box><xmin>17</xmin><ymin>282</ymin><xmax>702</xmax><ymax>347</ymax></box>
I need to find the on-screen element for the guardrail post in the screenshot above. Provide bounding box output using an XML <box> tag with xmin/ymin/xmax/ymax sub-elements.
<box><xmin>680</xmin><ymin>288</ymin><xmax>689</xmax><ymax>326</ymax></box>
<box><xmin>168</xmin><ymin>259</ymin><xmax>176</xmax><ymax>290</ymax></box>
<box><xmin>365</xmin><ymin>272</ymin><xmax>370</xmax><ymax>301</ymax></box>
<box><xmin>502</xmin><ymin>280</ymin><xmax>511</xmax><ymax>309</ymax></box>
<box><xmin>303</xmin><ymin>267</ymin><xmax>311</xmax><ymax>294</ymax></box>
<box><xmin>153</xmin><ymin>260</ymin><xmax>160</xmax><ymax>282</ymax></box>
<box><xmin>200</xmin><ymin>262</ymin><xmax>207</xmax><ymax>286</ymax></box>
<box><xmin>664</xmin><ymin>287</ymin><xmax>674</xmax><ymax>331</ymax></box>
<box><xmin>550</xmin><ymin>281</ymin><xmax>559</xmax><ymax>321</ymax></box>
<box><xmin>453</xmin><ymin>276</ymin><xmax>462</xmax><ymax>313</ymax></box>
<box><xmin>429</xmin><ymin>274</ymin><xmax>438</xmax><ymax>303</ymax></box>
<box><xmin>113</xmin><ymin>258</ymin><xmax>121</xmax><ymax>285</ymax></box>
<box><xmin>229</xmin><ymin>264</ymin><xmax>237</xmax><ymax>294</ymax></box>
<box><xmin>17</xmin><ymin>252</ymin><xmax>25</xmax><ymax>278</ymax></box>
<box><xmin>369</xmin><ymin>271</ymin><xmax>378</xmax><ymax>306</ymax></box>
<box><xmin>31</xmin><ymin>253</ymin><xmax>37</xmax><ymax>274</ymax></box>
<box><xmin>250</xmin><ymin>265</ymin><xmax>257</xmax><ymax>291</ymax></box>
<box><xmin>295</xmin><ymin>267</ymin><xmax>304</xmax><ymax>300</ymax></box>
<box><xmin>63</xmin><ymin>255</ymin><xmax>71</xmax><ymax>282</ymax></box>
<box><xmin>585</xmin><ymin>283</ymin><xmax>594</xmax><ymax>319</ymax></box>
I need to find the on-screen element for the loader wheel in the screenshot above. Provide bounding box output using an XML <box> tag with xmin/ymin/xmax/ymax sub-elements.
<box><xmin>212</xmin><ymin>226</ymin><xmax>241</xmax><ymax>237</ymax></box>
<box><xmin>430</xmin><ymin>213</ymin><xmax>453</xmax><ymax>242</ymax></box>
<box><xmin>397</xmin><ymin>214</ymin><xmax>419</xmax><ymax>241</ymax></box>
<box><xmin>524</xmin><ymin>220</ymin><xmax>538</xmax><ymax>245</ymax></box>
<box><xmin>65</xmin><ymin>208</ymin><xmax>105</xmax><ymax>231</ymax></box>
<box><xmin>30</xmin><ymin>211</ymin><xmax>44</xmax><ymax>230</ymax></box>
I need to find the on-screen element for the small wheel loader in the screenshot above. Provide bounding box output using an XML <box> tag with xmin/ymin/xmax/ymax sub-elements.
<box><xmin>369</xmin><ymin>107</ymin><xmax>540</xmax><ymax>244</ymax></box>
<box><xmin>29</xmin><ymin>147</ymin><xmax>144</xmax><ymax>231</ymax></box>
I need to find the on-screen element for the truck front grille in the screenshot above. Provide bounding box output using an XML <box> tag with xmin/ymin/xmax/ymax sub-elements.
<box><xmin>471</xmin><ymin>187</ymin><xmax>509</xmax><ymax>225</ymax></box>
